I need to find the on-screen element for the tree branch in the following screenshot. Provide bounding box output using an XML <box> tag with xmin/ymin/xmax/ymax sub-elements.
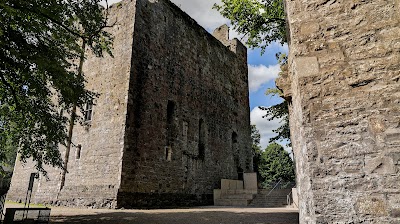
<box><xmin>9</xmin><ymin>3</ymin><xmax>85</xmax><ymax>40</ymax></box>
<box><xmin>265</xmin><ymin>17</ymin><xmax>285</xmax><ymax>23</ymax></box>
<box><xmin>0</xmin><ymin>73</ymin><xmax>20</xmax><ymax>109</ymax></box>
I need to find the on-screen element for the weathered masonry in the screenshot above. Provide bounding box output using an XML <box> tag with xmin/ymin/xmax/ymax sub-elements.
<box><xmin>278</xmin><ymin>0</ymin><xmax>400</xmax><ymax>223</ymax></box>
<box><xmin>8</xmin><ymin>0</ymin><xmax>252</xmax><ymax>208</ymax></box>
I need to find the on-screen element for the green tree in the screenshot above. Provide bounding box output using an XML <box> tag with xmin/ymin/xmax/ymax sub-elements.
<box><xmin>259</xmin><ymin>143</ymin><xmax>294</xmax><ymax>188</ymax></box>
<box><xmin>0</xmin><ymin>138</ymin><xmax>17</xmax><ymax>189</ymax></box>
<box><xmin>251</xmin><ymin>124</ymin><xmax>262</xmax><ymax>172</ymax></box>
<box><xmin>0</xmin><ymin>0</ymin><xmax>113</xmax><ymax>175</ymax></box>
<box><xmin>214</xmin><ymin>0</ymin><xmax>286</xmax><ymax>52</ymax></box>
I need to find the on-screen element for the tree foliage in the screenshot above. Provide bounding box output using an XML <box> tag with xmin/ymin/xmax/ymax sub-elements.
<box><xmin>0</xmin><ymin>0</ymin><xmax>113</xmax><ymax>175</ymax></box>
<box><xmin>259</xmin><ymin>90</ymin><xmax>290</xmax><ymax>146</ymax></box>
<box><xmin>259</xmin><ymin>143</ymin><xmax>294</xmax><ymax>188</ymax></box>
<box><xmin>214</xmin><ymin>0</ymin><xmax>286</xmax><ymax>52</ymax></box>
<box><xmin>251</xmin><ymin>124</ymin><xmax>262</xmax><ymax>172</ymax></box>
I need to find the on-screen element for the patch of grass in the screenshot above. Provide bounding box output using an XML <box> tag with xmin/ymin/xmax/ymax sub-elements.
<box><xmin>6</xmin><ymin>200</ymin><xmax>48</xmax><ymax>208</ymax></box>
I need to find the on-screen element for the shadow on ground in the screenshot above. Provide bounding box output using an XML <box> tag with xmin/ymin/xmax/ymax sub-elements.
<box><xmin>51</xmin><ymin>210</ymin><xmax>299</xmax><ymax>224</ymax></box>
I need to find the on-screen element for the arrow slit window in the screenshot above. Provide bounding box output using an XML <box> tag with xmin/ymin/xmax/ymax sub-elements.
<box><xmin>84</xmin><ymin>101</ymin><xmax>93</xmax><ymax>122</ymax></box>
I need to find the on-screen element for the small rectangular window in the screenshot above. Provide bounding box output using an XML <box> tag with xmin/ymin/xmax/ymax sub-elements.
<box><xmin>84</xmin><ymin>101</ymin><xmax>93</xmax><ymax>122</ymax></box>
<box><xmin>198</xmin><ymin>118</ymin><xmax>206</xmax><ymax>160</ymax></box>
<box><xmin>165</xmin><ymin>146</ymin><xmax>172</xmax><ymax>161</ymax></box>
<box><xmin>76</xmin><ymin>144</ymin><xmax>81</xmax><ymax>160</ymax></box>
<box><xmin>166</xmin><ymin>100</ymin><xmax>176</xmax><ymax>145</ymax></box>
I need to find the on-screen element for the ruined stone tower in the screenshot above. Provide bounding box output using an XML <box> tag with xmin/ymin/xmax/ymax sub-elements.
<box><xmin>279</xmin><ymin>0</ymin><xmax>400</xmax><ymax>223</ymax></box>
<box><xmin>8</xmin><ymin>0</ymin><xmax>252</xmax><ymax>208</ymax></box>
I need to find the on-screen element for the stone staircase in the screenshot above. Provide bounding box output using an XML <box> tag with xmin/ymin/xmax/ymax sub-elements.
<box><xmin>213</xmin><ymin>174</ymin><xmax>258</xmax><ymax>207</ymax></box>
<box><xmin>213</xmin><ymin>175</ymin><xmax>297</xmax><ymax>208</ymax></box>
<box><xmin>249</xmin><ymin>189</ymin><xmax>293</xmax><ymax>208</ymax></box>
<box><xmin>214</xmin><ymin>189</ymin><xmax>256</xmax><ymax>206</ymax></box>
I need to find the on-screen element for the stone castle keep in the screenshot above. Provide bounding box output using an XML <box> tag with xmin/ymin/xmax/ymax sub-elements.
<box><xmin>279</xmin><ymin>0</ymin><xmax>400</xmax><ymax>223</ymax></box>
<box><xmin>8</xmin><ymin>0</ymin><xmax>252</xmax><ymax>208</ymax></box>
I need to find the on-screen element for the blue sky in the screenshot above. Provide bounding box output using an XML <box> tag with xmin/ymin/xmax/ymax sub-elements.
<box><xmin>105</xmin><ymin>0</ymin><xmax>289</xmax><ymax>151</ymax></box>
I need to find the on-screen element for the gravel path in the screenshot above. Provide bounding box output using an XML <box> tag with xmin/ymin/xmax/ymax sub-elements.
<box><xmin>49</xmin><ymin>207</ymin><xmax>299</xmax><ymax>224</ymax></box>
<box><xmin>5</xmin><ymin>203</ymin><xmax>299</xmax><ymax>224</ymax></box>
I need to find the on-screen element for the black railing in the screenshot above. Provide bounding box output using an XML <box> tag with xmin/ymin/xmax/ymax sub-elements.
<box><xmin>0</xmin><ymin>194</ymin><xmax>5</xmax><ymax>222</ymax></box>
<box><xmin>3</xmin><ymin>208</ymin><xmax>51</xmax><ymax>224</ymax></box>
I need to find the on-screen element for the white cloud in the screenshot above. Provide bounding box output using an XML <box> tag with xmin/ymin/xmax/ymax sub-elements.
<box><xmin>251</xmin><ymin>107</ymin><xmax>292</xmax><ymax>156</ymax></box>
<box><xmin>250</xmin><ymin>107</ymin><xmax>282</xmax><ymax>150</ymax></box>
<box><xmin>103</xmin><ymin>0</ymin><xmax>228</xmax><ymax>32</ymax></box>
<box><xmin>248</xmin><ymin>64</ymin><xmax>280</xmax><ymax>92</ymax></box>
<box><xmin>171</xmin><ymin>0</ymin><xmax>229</xmax><ymax>31</ymax></box>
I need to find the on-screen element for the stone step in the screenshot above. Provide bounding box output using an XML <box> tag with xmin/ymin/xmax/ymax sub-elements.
<box><xmin>257</xmin><ymin>189</ymin><xmax>292</xmax><ymax>195</ymax></box>
<box><xmin>252</xmin><ymin>198</ymin><xmax>287</xmax><ymax>201</ymax></box>
<box><xmin>224</xmin><ymin>189</ymin><xmax>258</xmax><ymax>195</ymax></box>
<box><xmin>249</xmin><ymin>204</ymin><xmax>286</xmax><ymax>208</ymax></box>
<box><xmin>221</xmin><ymin>194</ymin><xmax>254</xmax><ymax>200</ymax></box>
<box><xmin>250</xmin><ymin>201</ymin><xmax>287</xmax><ymax>204</ymax></box>
<box><xmin>214</xmin><ymin>199</ymin><xmax>251</xmax><ymax>206</ymax></box>
<box><xmin>255</xmin><ymin>195</ymin><xmax>289</xmax><ymax>199</ymax></box>
<box><xmin>252</xmin><ymin>197</ymin><xmax>288</xmax><ymax>201</ymax></box>
<box><xmin>248</xmin><ymin>191</ymin><xmax>292</xmax><ymax>208</ymax></box>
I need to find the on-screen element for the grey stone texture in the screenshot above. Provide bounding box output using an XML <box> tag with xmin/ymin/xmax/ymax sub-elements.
<box><xmin>7</xmin><ymin>0</ymin><xmax>252</xmax><ymax>209</ymax></box>
<box><xmin>279</xmin><ymin>0</ymin><xmax>400</xmax><ymax>223</ymax></box>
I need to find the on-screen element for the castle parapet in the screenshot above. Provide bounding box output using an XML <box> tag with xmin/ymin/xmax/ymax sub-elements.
<box><xmin>213</xmin><ymin>25</ymin><xmax>247</xmax><ymax>60</ymax></box>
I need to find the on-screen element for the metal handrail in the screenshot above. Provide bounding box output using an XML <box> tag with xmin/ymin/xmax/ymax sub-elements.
<box><xmin>287</xmin><ymin>191</ymin><xmax>292</xmax><ymax>205</ymax></box>
<box><xmin>266</xmin><ymin>179</ymin><xmax>282</xmax><ymax>196</ymax></box>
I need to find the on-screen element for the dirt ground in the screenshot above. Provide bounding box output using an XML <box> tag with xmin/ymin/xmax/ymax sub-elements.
<box><xmin>5</xmin><ymin>203</ymin><xmax>299</xmax><ymax>224</ymax></box>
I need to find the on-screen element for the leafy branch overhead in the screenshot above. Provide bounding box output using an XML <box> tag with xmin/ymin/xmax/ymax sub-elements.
<box><xmin>0</xmin><ymin>0</ymin><xmax>114</xmax><ymax>174</ymax></box>
<box><xmin>214</xmin><ymin>0</ymin><xmax>286</xmax><ymax>53</ymax></box>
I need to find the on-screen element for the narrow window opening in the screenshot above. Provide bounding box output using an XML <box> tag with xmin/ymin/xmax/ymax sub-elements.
<box><xmin>84</xmin><ymin>101</ymin><xmax>93</xmax><ymax>122</ymax></box>
<box><xmin>165</xmin><ymin>146</ymin><xmax>172</xmax><ymax>161</ymax></box>
<box><xmin>198</xmin><ymin>118</ymin><xmax>206</xmax><ymax>159</ymax></box>
<box><xmin>76</xmin><ymin>144</ymin><xmax>82</xmax><ymax>160</ymax></box>
<box><xmin>232</xmin><ymin>131</ymin><xmax>240</xmax><ymax>178</ymax></box>
<box><xmin>166</xmin><ymin>100</ymin><xmax>176</xmax><ymax>146</ymax></box>
<box><xmin>182</xmin><ymin>121</ymin><xmax>188</xmax><ymax>152</ymax></box>
<box><xmin>232</xmin><ymin>132</ymin><xmax>238</xmax><ymax>144</ymax></box>
<box><xmin>237</xmin><ymin>167</ymin><xmax>244</xmax><ymax>181</ymax></box>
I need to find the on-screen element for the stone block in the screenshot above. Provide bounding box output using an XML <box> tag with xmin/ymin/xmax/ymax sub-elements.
<box><xmin>300</xmin><ymin>22</ymin><xmax>320</xmax><ymax>36</ymax></box>
<box><xmin>293</xmin><ymin>57</ymin><xmax>319</xmax><ymax>78</ymax></box>
<box><xmin>221</xmin><ymin>179</ymin><xmax>230</xmax><ymax>190</ymax></box>
<box><xmin>213</xmin><ymin>189</ymin><xmax>221</xmax><ymax>204</ymax></box>
<box><xmin>292</xmin><ymin>188</ymin><xmax>299</xmax><ymax>208</ymax></box>
<box><xmin>212</xmin><ymin>24</ymin><xmax>229</xmax><ymax>47</ymax></box>
<box><xmin>356</xmin><ymin>195</ymin><xmax>389</xmax><ymax>216</ymax></box>
<box><xmin>243</xmin><ymin>173</ymin><xmax>257</xmax><ymax>190</ymax></box>
<box><xmin>229</xmin><ymin>180</ymin><xmax>237</xmax><ymax>190</ymax></box>
<box><xmin>236</xmin><ymin>180</ymin><xmax>244</xmax><ymax>190</ymax></box>
<box><xmin>364</xmin><ymin>156</ymin><xmax>396</xmax><ymax>175</ymax></box>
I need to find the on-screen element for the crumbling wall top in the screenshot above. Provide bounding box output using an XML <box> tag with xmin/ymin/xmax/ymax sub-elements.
<box><xmin>212</xmin><ymin>24</ymin><xmax>247</xmax><ymax>59</ymax></box>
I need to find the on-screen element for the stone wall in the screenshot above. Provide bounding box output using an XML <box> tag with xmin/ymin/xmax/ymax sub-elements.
<box><xmin>118</xmin><ymin>0</ymin><xmax>251</xmax><ymax>208</ymax></box>
<box><xmin>7</xmin><ymin>0</ymin><xmax>137</xmax><ymax>208</ymax></box>
<box><xmin>280</xmin><ymin>0</ymin><xmax>400</xmax><ymax>223</ymax></box>
<box><xmin>8</xmin><ymin>0</ymin><xmax>252</xmax><ymax>209</ymax></box>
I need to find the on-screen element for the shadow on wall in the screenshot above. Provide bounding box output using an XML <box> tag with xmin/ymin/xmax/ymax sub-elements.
<box><xmin>50</xmin><ymin>210</ymin><xmax>299</xmax><ymax>224</ymax></box>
